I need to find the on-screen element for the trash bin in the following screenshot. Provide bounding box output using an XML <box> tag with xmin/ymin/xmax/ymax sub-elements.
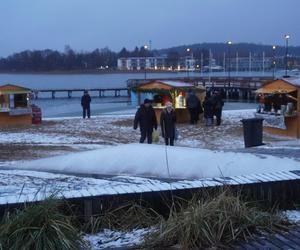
<box><xmin>241</xmin><ymin>118</ymin><xmax>264</xmax><ymax>147</ymax></box>
<box><xmin>31</xmin><ymin>105</ymin><xmax>42</xmax><ymax>124</ymax></box>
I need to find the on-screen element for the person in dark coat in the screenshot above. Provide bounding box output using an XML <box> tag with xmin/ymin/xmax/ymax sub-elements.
<box><xmin>160</xmin><ymin>102</ymin><xmax>176</xmax><ymax>146</ymax></box>
<box><xmin>133</xmin><ymin>99</ymin><xmax>158</xmax><ymax>144</ymax></box>
<box><xmin>81</xmin><ymin>90</ymin><xmax>91</xmax><ymax>119</ymax></box>
<box><xmin>202</xmin><ymin>96</ymin><xmax>214</xmax><ymax>126</ymax></box>
<box><xmin>211</xmin><ymin>91</ymin><xmax>224</xmax><ymax>126</ymax></box>
<box><xmin>186</xmin><ymin>91</ymin><xmax>201</xmax><ymax>124</ymax></box>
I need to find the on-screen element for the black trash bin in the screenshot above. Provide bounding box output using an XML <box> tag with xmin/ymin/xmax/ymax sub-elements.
<box><xmin>241</xmin><ymin>118</ymin><xmax>264</xmax><ymax>147</ymax></box>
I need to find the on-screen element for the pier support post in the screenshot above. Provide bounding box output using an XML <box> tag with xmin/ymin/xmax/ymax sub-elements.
<box><xmin>34</xmin><ymin>91</ymin><xmax>39</xmax><ymax>99</ymax></box>
<box><xmin>52</xmin><ymin>91</ymin><xmax>55</xmax><ymax>99</ymax></box>
<box><xmin>84</xmin><ymin>199</ymin><xmax>93</xmax><ymax>222</ymax></box>
<box><xmin>68</xmin><ymin>91</ymin><xmax>72</xmax><ymax>98</ymax></box>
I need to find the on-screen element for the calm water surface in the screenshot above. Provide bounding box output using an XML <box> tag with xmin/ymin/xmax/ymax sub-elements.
<box><xmin>0</xmin><ymin>72</ymin><xmax>273</xmax><ymax>118</ymax></box>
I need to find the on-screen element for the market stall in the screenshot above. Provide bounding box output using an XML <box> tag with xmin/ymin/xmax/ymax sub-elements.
<box><xmin>255</xmin><ymin>78</ymin><xmax>300</xmax><ymax>137</ymax></box>
<box><xmin>130</xmin><ymin>80</ymin><xmax>206</xmax><ymax>123</ymax></box>
<box><xmin>0</xmin><ymin>84</ymin><xmax>33</xmax><ymax>125</ymax></box>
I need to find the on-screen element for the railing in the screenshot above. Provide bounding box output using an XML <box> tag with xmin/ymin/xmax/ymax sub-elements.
<box><xmin>32</xmin><ymin>88</ymin><xmax>130</xmax><ymax>99</ymax></box>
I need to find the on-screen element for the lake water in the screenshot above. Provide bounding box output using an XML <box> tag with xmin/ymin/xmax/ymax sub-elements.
<box><xmin>0</xmin><ymin>71</ymin><xmax>281</xmax><ymax>118</ymax></box>
<box><xmin>0</xmin><ymin>71</ymin><xmax>277</xmax><ymax>90</ymax></box>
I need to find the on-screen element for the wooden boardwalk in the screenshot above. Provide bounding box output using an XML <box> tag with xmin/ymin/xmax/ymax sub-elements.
<box><xmin>232</xmin><ymin>225</ymin><xmax>300</xmax><ymax>249</ymax></box>
<box><xmin>1</xmin><ymin>169</ymin><xmax>300</xmax><ymax>210</ymax></box>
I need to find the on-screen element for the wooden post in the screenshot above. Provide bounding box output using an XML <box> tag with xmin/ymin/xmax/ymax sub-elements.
<box><xmin>84</xmin><ymin>199</ymin><xmax>93</xmax><ymax>222</ymax></box>
<box><xmin>68</xmin><ymin>91</ymin><xmax>72</xmax><ymax>98</ymax></box>
<box><xmin>51</xmin><ymin>91</ymin><xmax>55</xmax><ymax>99</ymax></box>
<box><xmin>34</xmin><ymin>91</ymin><xmax>39</xmax><ymax>99</ymax></box>
<box><xmin>297</xmin><ymin>89</ymin><xmax>300</xmax><ymax>137</ymax></box>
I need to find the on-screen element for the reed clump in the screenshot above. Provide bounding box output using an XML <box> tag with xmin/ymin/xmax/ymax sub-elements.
<box><xmin>84</xmin><ymin>201</ymin><xmax>162</xmax><ymax>233</ymax></box>
<box><xmin>0</xmin><ymin>198</ymin><xmax>88</xmax><ymax>250</ymax></box>
<box><xmin>145</xmin><ymin>191</ymin><xmax>290</xmax><ymax>249</ymax></box>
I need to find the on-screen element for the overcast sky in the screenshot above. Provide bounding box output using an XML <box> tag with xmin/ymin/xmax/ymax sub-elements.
<box><xmin>0</xmin><ymin>0</ymin><xmax>299</xmax><ymax>57</ymax></box>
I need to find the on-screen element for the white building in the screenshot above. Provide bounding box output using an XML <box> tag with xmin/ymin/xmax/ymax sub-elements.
<box><xmin>117</xmin><ymin>57</ymin><xmax>166</xmax><ymax>70</ymax></box>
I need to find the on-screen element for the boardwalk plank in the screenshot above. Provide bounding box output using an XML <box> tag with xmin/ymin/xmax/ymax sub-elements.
<box><xmin>242</xmin><ymin>173</ymin><xmax>269</xmax><ymax>183</ymax></box>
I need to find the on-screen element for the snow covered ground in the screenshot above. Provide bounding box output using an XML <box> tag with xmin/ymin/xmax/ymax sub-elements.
<box><xmin>14</xmin><ymin>143</ymin><xmax>300</xmax><ymax>179</ymax></box>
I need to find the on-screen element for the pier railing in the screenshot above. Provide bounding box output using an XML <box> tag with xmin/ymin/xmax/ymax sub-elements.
<box><xmin>32</xmin><ymin>87</ymin><xmax>130</xmax><ymax>99</ymax></box>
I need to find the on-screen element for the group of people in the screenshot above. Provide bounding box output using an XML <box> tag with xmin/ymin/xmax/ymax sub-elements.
<box><xmin>202</xmin><ymin>91</ymin><xmax>224</xmax><ymax>126</ymax></box>
<box><xmin>133</xmin><ymin>99</ymin><xmax>176</xmax><ymax>146</ymax></box>
<box><xmin>133</xmin><ymin>91</ymin><xmax>224</xmax><ymax>146</ymax></box>
<box><xmin>186</xmin><ymin>90</ymin><xmax>224</xmax><ymax>126</ymax></box>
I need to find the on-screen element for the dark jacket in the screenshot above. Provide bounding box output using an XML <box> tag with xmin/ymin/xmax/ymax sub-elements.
<box><xmin>81</xmin><ymin>94</ymin><xmax>91</xmax><ymax>108</ymax></box>
<box><xmin>211</xmin><ymin>94</ymin><xmax>224</xmax><ymax>111</ymax></box>
<box><xmin>160</xmin><ymin>108</ymin><xmax>176</xmax><ymax>138</ymax></box>
<box><xmin>186</xmin><ymin>93</ymin><xmax>200</xmax><ymax>109</ymax></box>
<box><xmin>203</xmin><ymin>97</ymin><xmax>214</xmax><ymax>118</ymax></box>
<box><xmin>134</xmin><ymin>104</ymin><xmax>157</xmax><ymax>132</ymax></box>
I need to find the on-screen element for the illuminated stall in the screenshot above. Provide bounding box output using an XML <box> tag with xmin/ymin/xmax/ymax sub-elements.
<box><xmin>131</xmin><ymin>80</ymin><xmax>206</xmax><ymax>123</ymax></box>
<box><xmin>0</xmin><ymin>84</ymin><xmax>33</xmax><ymax>125</ymax></box>
<box><xmin>255</xmin><ymin>78</ymin><xmax>300</xmax><ymax>137</ymax></box>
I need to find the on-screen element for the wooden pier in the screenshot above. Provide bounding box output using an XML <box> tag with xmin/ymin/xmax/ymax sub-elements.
<box><xmin>32</xmin><ymin>87</ymin><xmax>130</xmax><ymax>99</ymax></box>
<box><xmin>127</xmin><ymin>76</ymin><xmax>274</xmax><ymax>100</ymax></box>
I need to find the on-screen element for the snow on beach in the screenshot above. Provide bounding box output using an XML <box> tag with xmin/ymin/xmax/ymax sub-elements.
<box><xmin>1</xmin><ymin>108</ymin><xmax>300</xmax><ymax>249</ymax></box>
<box><xmin>15</xmin><ymin>143</ymin><xmax>300</xmax><ymax>180</ymax></box>
<box><xmin>1</xmin><ymin>108</ymin><xmax>300</xmax><ymax>175</ymax></box>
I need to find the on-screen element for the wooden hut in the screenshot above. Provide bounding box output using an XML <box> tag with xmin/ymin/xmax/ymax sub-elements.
<box><xmin>0</xmin><ymin>84</ymin><xmax>32</xmax><ymax>125</ymax></box>
<box><xmin>255</xmin><ymin>78</ymin><xmax>300</xmax><ymax>137</ymax></box>
<box><xmin>130</xmin><ymin>80</ymin><xmax>206</xmax><ymax>123</ymax></box>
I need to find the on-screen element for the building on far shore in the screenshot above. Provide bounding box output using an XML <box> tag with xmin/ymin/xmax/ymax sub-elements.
<box><xmin>117</xmin><ymin>56</ymin><xmax>198</xmax><ymax>71</ymax></box>
<box><xmin>117</xmin><ymin>56</ymin><xmax>167</xmax><ymax>70</ymax></box>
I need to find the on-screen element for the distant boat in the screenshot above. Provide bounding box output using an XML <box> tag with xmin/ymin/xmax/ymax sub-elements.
<box><xmin>203</xmin><ymin>65</ymin><xmax>223</xmax><ymax>72</ymax></box>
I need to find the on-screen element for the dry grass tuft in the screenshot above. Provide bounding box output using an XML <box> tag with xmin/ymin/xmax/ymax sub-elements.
<box><xmin>0</xmin><ymin>197</ymin><xmax>88</xmax><ymax>250</ymax></box>
<box><xmin>83</xmin><ymin>201</ymin><xmax>162</xmax><ymax>234</ymax></box>
<box><xmin>144</xmin><ymin>191</ymin><xmax>290</xmax><ymax>249</ymax></box>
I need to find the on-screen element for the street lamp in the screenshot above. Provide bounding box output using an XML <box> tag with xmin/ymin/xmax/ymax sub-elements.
<box><xmin>284</xmin><ymin>34</ymin><xmax>290</xmax><ymax>77</ymax></box>
<box><xmin>272</xmin><ymin>45</ymin><xmax>276</xmax><ymax>79</ymax></box>
<box><xmin>186</xmin><ymin>48</ymin><xmax>191</xmax><ymax>79</ymax></box>
<box><xmin>144</xmin><ymin>44</ymin><xmax>148</xmax><ymax>80</ymax></box>
<box><xmin>227</xmin><ymin>41</ymin><xmax>232</xmax><ymax>87</ymax></box>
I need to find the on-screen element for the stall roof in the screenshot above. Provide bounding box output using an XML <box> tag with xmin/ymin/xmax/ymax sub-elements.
<box><xmin>135</xmin><ymin>80</ymin><xmax>205</xmax><ymax>91</ymax></box>
<box><xmin>256</xmin><ymin>78</ymin><xmax>300</xmax><ymax>94</ymax></box>
<box><xmin>0</xmin><ymin>84</ymin><xmax>31</xmax><ymax>95</ymax></box>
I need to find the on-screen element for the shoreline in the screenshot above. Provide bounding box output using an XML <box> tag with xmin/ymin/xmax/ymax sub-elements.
<box><xmin>0</xmin><ymin>69</ymin><xmax>189</xmax><ymax>75</ymax></box>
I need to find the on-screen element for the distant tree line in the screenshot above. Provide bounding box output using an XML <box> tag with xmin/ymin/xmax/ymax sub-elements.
<box><xmin>0</xmin><ymin>43</ymin><xmax>299</xmax><ymax>72</ymax></box>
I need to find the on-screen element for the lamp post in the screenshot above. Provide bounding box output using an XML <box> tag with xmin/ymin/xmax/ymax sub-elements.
<box><xmin>272</xmin><ymin>45</ymin><xmax>276</xmax><ymax>79</ymax></box>
<box><xmin>284</xmin><ymin>34</ymin><xmax>290</xmax><ymax>77</ymax></box>
<box><xmin>227</xmin><ymin>41</ymin><xmax>232</xmax><ymax>87</ymax></box>
<box><xmin>144</xmin><ymin>44</ymin><xmax>148</xmax><ymax>80</ymax></box>
<box><xmin>186</xmin><ymin>48</ymin><xmax>191</xmax><ymax>79</ymax></box>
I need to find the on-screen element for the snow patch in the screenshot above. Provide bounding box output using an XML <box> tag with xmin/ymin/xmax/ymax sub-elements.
<box><xmin>14</xmin><ymin>144</ymin><xmax>300</xmax><ymax>180</ymax></box>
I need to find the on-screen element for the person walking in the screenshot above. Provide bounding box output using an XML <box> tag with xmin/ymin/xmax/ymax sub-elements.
<box><xmin>133</xmin><ymin>99</ymin><xmax>157</xmax><ymax>144</ymax></box>
<box><xmin>186</xmin><ymin>90</ymin><xmax>201</xmax><ymax>124</ymax></box>
<box><xmin>202</xmin><ymin>96</ymin><xmax>214</xmax><ymax>126</ymax></box>
<box><xmin>81</xmin><ymin>90</ymin><xmax>91</xmax><ymax>119</ymax></box>
<box><xmin>211</xmin><ymin>91</ymin><xmax>224</xmax><ymax>126</ymax></box>
<box><xmin>160</xmin><ymin>102</ymin><xmax>176</xmax><ymax>146</ymax></box>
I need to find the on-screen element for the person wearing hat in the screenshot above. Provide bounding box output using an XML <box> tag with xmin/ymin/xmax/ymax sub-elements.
<box><xmin>133</xmin><ymin>98</ymin><xmax>157</xmax><ymax>144</ymax></box>
<box><xmin>160</xmin><ymin>101</ymin><xmax>176</xmax><ymax>146</ymax></box>
<box><xmin>81</xmin><ymin>90</ymin><xmax>91</xmax><ymax>119</ymax></box>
